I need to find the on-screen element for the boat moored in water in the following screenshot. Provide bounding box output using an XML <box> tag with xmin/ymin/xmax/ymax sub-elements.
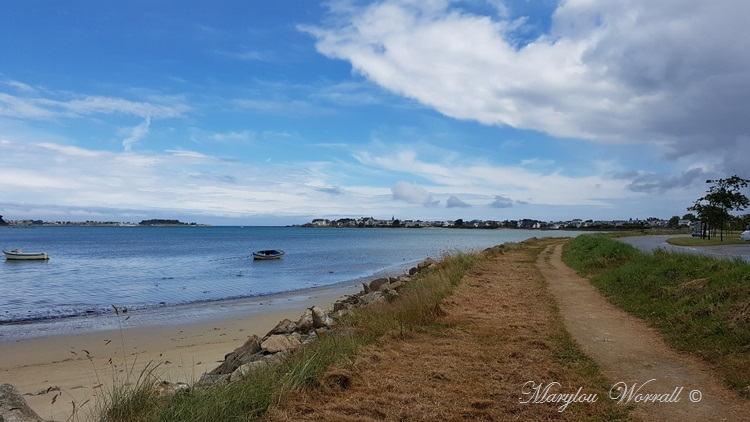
<box><xmin>3</xmin><ymin>249</ymin><xmax>49</xmax><ymax>260</ymax></box>
<box><xmin>252</xmin><ymin>249</ymin><xmax>284</xmax><ymax>260</ymax></box>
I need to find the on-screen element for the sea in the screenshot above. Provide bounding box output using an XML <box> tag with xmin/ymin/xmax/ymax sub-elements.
<box><xmin>0</xmin><ymin>226</ymin><xmax>584</xmax><ymax>340</ymax></box>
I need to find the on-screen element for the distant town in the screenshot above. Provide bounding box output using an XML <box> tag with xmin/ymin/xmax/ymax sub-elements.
<box><xmin>0</xmin><ymin>214</ymin><xmax>696</xmax><ymax>230</ymax></box>
<box><xmin>297</xmin><ymin>216</ymin><xmax>694</xmax><ymax>230</ymax></box>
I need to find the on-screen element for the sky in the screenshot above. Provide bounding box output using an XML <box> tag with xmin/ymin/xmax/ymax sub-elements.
<box><xmin>1</xmin><ymin>0</ymin><xmax>749</xmax><ymax>226</ymax></box>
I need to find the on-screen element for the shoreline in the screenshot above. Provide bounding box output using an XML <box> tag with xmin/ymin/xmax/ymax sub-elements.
<box><xmin>0</xmin><ymin>280</ymin><xmax>362</xmax><ymax>421</ymax></box>
<box><xmin>0</xmin><ymin>279</ymin><xmax>365</xmax><ymax>344</ymax></box>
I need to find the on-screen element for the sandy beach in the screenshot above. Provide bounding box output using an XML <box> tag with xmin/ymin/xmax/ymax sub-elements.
<box><xmin>0</xmin><ymin>282</ymin><xmax>361</xmax><ymax>422</ymax></box>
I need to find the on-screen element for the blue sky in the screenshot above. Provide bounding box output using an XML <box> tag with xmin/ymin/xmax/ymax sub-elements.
<box><xmin>1</xmin><ymin>0</ymin><xmax>748</xmax><ymax>225</ymax></box>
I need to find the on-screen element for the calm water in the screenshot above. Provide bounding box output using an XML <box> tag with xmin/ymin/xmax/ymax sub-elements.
<box><xmin>0</xmin><ymin>226</ymin><xmax>581</xmax><ymax>325</ymax></box>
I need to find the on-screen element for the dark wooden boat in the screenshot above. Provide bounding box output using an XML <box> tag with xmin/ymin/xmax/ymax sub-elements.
<box><xmin>252</xmin><ymin>249</ymin><xmax>284</xmax><ymax>260</ymax></box>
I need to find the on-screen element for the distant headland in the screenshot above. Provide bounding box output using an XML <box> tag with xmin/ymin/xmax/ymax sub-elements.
<box><xmin>137</xmin><ymin>219</ymin><xmax>205</xmax><ymax>226</ymax></box>
<box><xmin>0</xmin><ymin>217</ymin><xmax>209</xmax><ymax>227</ymax></box>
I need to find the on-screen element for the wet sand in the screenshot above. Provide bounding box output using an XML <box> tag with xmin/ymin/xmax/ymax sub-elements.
<box><xmin>0</xmin><ymin>281</ymin><xmax>361</xmax><ymax>422</ymax></box>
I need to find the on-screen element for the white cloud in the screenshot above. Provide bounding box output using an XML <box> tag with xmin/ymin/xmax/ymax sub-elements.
<box><xmin>215</xmin><ymin>48</ymin><xmax>279</xmax><ymax>63</ymax></box>
<box><xmin>308</xmin><ymin>0</ymin><xmax>750</xmax><ymax>171</ymax></box>
<box><xmin>0</xmin><ymin>93</ymin><xmax>59</xmax><ymax>119</ymax></box>
<box><xmin>624</xmin><ymin>168</ymin><xmax>707</xmax><ymax>194</ymax></box>
<box><xmin>0</xmin><ymin>83</ymin><xmax>189</xmax><ymax>121</ymax></box>
<box><xmin>166</xmin><ymin>149</ymin><xmax>216</xmax><ymax>160</ymax></box>
<box><xmin>122</xmin><ymin>116</ymin><xmax>151</xmax><ymax>151</ymax></box>
<box><xmin>2</xmin><ymin>79</ymin><xmax>37</xmax><ymax>93</ymax></box>
<box><xmin>0</xmin><ymin>135</ymin><xmax>708</xmax><ymax>223</ymax></box>
<box><xmin>355</xmin><ymin>149</ymin><xmax>460</xmax><ymax>186</ymax></box>
<box><xmin>446</xmin><ymin>195</ymin><xmax>470</xmax><ymax>208</ymax></box>
<box><xmin>0</xmin><ymin>139</ymin><xmax>396</xmax><ymax>222</ymax></box>
<box><xmin>356</xmin><ymin>146</ymin><xmax>650</xmax><ymax>209</ymax></box>
<box><xmin>34</xmin><ymin>142</ymin><xmax>102</xmax><ymax>158</ymax></box>
<box><xmin>489</xmin><ymin>195</ymin><xmax>513</xmax><ymax>208</ymax></box>
<box><xmin>391</xmin><ymin>181</ymin><xmax>435</xmax><ymax>205</ymax></box>
<box><xmin>210</xmin><ymin>130</ymin><xmax>255</xmax><ymax>143</ymax></box>
<box><xmin>64</xmin><ymin>96</ymin><xmax>187</xmax><ymax>119</ymax></box>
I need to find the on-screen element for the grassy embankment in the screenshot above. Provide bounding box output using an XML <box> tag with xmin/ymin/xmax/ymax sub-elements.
<box><xmin>97</xmin><ymin>240</ymin><xmax>638</xmax><ymax>421</ymax></box>
<box><xmin>667</xmin><ymin>231</ymin><xmax>746</xmax><ymax>246</ymax></box>
<box><xmin>97</xmin><ymin>252</ymin><xmax>477</xmax><ymax>421</ymax></box>
<box><xmin>562</xmin><ymin>233</ymin><xmax>750</xmax><ymax>396</ymax></box>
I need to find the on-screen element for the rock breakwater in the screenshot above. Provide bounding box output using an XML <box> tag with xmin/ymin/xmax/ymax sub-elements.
<box><xmin>0</xmin><ymin>258</ymin><xmax>440</xmax><ymax>421</ymax></box>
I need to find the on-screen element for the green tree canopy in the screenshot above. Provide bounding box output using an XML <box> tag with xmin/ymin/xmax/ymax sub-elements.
<box><xmin>688</xmin><ymin>176</ymin><xmax>750</xmax><ymax>240</ymax></box>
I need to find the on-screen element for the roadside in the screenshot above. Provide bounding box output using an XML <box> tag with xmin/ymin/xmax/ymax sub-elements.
<box><xmin>619</xmin><ymin>235</ymin><xmax>750</xmax><ymax>263</ymax></box>
<box><xmin>539</xmin><ymin>241</ymin><xmax>750</xmax><ymax>421</ymax></box>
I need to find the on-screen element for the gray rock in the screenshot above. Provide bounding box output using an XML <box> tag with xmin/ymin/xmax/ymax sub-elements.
<box><xmin>296</xmin><ymin>308</ymin><xmax>314</xmax><ymax>333</ymax></box>
<box><xmin>310</xmin><ymin>306</ymin><xmax>335</xmax><ymax>329</ymax></box>
<box><xmin>195</xmin><ymin>373</ymin><xmax>231</xmax><ymax>388</ymax></box>
<box><xmin>230</xmin><ymin>360</ymin><xmax>272</xmax><ymax>382</ymax></box>
<box><xmin>332</xmin><ymin>300</ymin><xmax>349</xmax><ymax>312</ymax></box>
<box><xmin>0</xmin><ymin>384</ymin><xmax>48</xmax><ymax>422</ymax></box>
<box><xmin>261</xmin><ymin>334</ymin><xmax>301</xmax><ymax>353</ymax></box>
<box><xmin>269</xmin><ymin>318</ymin><xmax>297</xmax><ymax>335</ymax></box>
<box><xmin>333</xmin><ymin>295</ymin><xmax>359</xmax><ymax>312</ymax></box>
<box><xmin>396</xmin><ymin>275</ymin><xmax>412</xmax><ymax>283</ymax></box>
<box><xmin>151</xmin><ymin>380</ymin><xmax>190</xmax><ymax>397</ymax></box>
<box><xmin>368</xmin><ymin>277</ymin><xmax>390</xmax><ymax>292</ymax></box>
<box><xmin>208</xmin><ymin>335</ymin><xmax>262</xmax><ymax>375</ymax></box>
<box><xmin>382</xmin><ymin>288</ymin><xmax>400</xmax><ymax>301</ymax></box>
<box><xmin>358</xmin><ymin>291</ymin><xmax>385</xmax><ymax>306</ymax></box>
<box><xmin>417</xmin><ymin>258</ymin><xmax>437</xmax><ymax>271</ymax></box>
<box><xmin>380</xmin><ymin>280</ymin><xmax>405</xmax><ymax>292</ymax></box>
<box><xmin>300</xmin><ymin>329</ymin><xmax>319</xmax><ymax>346</ymax></box>
<box><xmin>330</xmin><ymin>309</ymin><xmax>353</xmax><ymax>320</ymax></box>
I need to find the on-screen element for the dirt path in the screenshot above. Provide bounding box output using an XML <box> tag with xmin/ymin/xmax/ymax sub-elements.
<box><xmin>267</xmin><ymin>242</ymin><xmax>637</xmax><ymax>421</ymax></box>
<box><xmin>537</xmin><ymin>242</ymin><xmax>750</xmax><ymax>421</ymax></box>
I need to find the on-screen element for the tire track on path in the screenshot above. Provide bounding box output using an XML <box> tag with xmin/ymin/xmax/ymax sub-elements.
<box><xmin>537</xmin><ymin>242</ymin><xmax>749</xmax><ymax>421</ymax></box>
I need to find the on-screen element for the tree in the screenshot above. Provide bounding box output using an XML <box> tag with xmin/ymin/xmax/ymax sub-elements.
<box><xmin>688</xmin><ymin>202</ymin><xmax>726</xmax><ymax>239</ymax></box>
<box><xmin>688</xmin><ymin>176</ymin><xmax>750</xmax><ymax>241</ymax></box>
<box><xmin>739</xmin><ymin>214</ymin><xmax>750</xmax><ymax>231</ymax></box>
<box><xmin>0</xmin><ymin>215</ymin><xmax>7</xmax><ymax>226</ymax></box>
<box><xmin>667</xmin><ymin>215</ymin><xmax>680</xmax><ymax>229</ymax></box>
<box><xmin>682</xmin><ymin>213</ymin><xmax>697</xmax><ymax>221</ymax></box>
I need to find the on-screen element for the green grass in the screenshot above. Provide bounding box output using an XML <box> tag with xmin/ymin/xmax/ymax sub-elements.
<box><xmin>96</xmin><ymin>252</ymin><xmax>477</xmax><ymax>422</ymax></box>
<box><xmin>667</xmin><ymin>233</ymin><xmax>746</xmax><ymax>246</ymax></box>
<box><xmin>562</xmin><ymin>233</ymin><xmax>750</xmax><ymax>396</ymax></box>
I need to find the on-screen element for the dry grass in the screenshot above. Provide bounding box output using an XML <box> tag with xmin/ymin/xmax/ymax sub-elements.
<box><xmin>93</xmin><ymin>253</ymin><xmax>476</xmax><ymax>422</ymax></box>
<box><xmin>265</xmin><ymin>240</ymin><xmax>636</xmax><ymax>421</ymax></box>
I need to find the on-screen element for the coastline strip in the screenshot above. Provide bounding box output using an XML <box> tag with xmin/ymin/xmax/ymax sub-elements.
<box><xmin>0</xmin><ymin>282</ymin><xmax>359</xmax><ymax>422</ymax></box>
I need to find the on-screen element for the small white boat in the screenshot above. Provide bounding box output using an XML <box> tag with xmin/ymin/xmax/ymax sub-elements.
<box><xmin>252</xmin><ymin>249</ymin><xmax>284</xmax><ymax>260</ymax></box>
<box><xmin>3</xmin><ymin>249</ymin><xmax>49</xmax><ymax>260</ymax></box>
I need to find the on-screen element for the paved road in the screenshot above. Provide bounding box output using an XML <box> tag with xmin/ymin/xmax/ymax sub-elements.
<box><xmin>619</xmin><ymin>235</ymin><xmax>750</xmax><ymax>263</ymax></box>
